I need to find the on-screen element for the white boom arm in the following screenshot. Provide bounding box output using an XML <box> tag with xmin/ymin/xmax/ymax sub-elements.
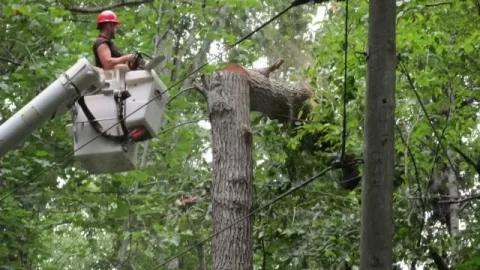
<box><xmin>0</xmin><ymin>58</ymin><xmax>103</xmax><ymax>157</ymax></box>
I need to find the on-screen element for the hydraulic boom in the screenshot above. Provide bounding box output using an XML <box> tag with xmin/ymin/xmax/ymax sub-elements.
<box><xmin>0</xmin><ymin>56</ymin><xmax>168</xmax><ymax>175</ymax></box>
<box><xmin>0</xmin><ymin>58</ymin><xmax>103</xmax><ymax>157</ymax></box>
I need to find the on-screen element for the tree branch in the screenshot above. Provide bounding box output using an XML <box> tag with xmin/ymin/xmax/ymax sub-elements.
<box><xmin>155</xmin><ymin>119</ymin><xmax>208</xmax><ymax>136</ymax></box>
<box><xmin>0</xmin><ymin>56</ymin><xmax>20</xmax><ymax>66</ymax></box>
<box><xmin>193</xmin><ymin>75</ymin><xmax>210</xmax><ymax>99</ymax></box>
<box><xmin>451</xmin><ymin>145</ymin><xmax>480</xmax><ymax>176</ymax></box>
<box><xmin>194</xmin><ymin>84</ymin><xmax>207</xmax><ymax>99</ymax></box>
<box><xmin>425</xmin><ymin>2</ymin><xmax>453</xmax><ymax>7</ymax></box>
<box><xmin>254</xmin><ymin>59</ymin><xmax>284</xmax><ymax>78</ymax></box>
<box><xmin>65</xmin><ymin>0</ymin><xmax>154</xmax><ymax>14</ymax></box>
<box><xmin>180</xmin><ymin>4</ymin><xmax>229</xmax><ymax>90</ymax></box>
<box><xmin>429</xmin><ymin>249</ymin><xmax>450</xmax><ymax>270</ymax></box>
<box><xmin>165</xmin><ymin>86</ymin><xmax>197</xmax><ymax>106</ymax></box>
<box><xmin>439</xmin><ymin>193</ymin><xmax>480</xmax><ymax>205</ymax></box>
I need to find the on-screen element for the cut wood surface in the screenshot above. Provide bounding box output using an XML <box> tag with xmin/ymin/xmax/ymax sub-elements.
<box><xmin>197</xmin><ymin>59</ymin><xmax>314</xmax><ymax>123</ymax></box>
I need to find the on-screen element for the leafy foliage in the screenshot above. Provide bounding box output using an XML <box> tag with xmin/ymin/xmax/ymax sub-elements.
<box><xmin>1</xmin><ymin>0</ymin><xmax>480</xmax><ymax>269</ymax></box>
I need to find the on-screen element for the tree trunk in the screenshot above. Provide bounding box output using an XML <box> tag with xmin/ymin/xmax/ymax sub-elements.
<box><xmin>447</xmin><ymin>168</ymin><xmax>460</xmax><ymax>236</ymax></box>
<box><xmin>447</xmin><ymin>167</ymin><xmax>459</xmax><ymax>268</ymax></box>
<box><xmin>193</xmin><ymin>61</ymin><xmax>312</xmax><ymax>268</ymax></box>
<box><xmin>205</xmin><ymin>69</ymin><xmax>254</xmax><ymax>270</ymax></box>
<box><xmin>199</xmin><ymin>60</ymin><xmax>313</xmax><ymax>124</ymax></box>
<box><xmin>429</xmin><ymin>249</ymin><xmax>450</xmax><ymax>270</ymax></box>
<box><xmin>360</xmin><ymin>0</ymin><xmax>396</xmax><ymax>269</ymax></box>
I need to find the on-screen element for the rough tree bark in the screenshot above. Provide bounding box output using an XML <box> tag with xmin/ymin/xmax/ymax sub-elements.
<box><xmin>197</xmin><ymin>60</ymin><xmax>314</xmax><ymax>124</ymax></box>
<box><xmin>199</xmin><ymin>68</ymin><xmax>254</xmax><ymax>270</ymax></box>
<box><xmin>448</xmin><ymin>168</ymin><xmax>460</xmax><ymax>236</ymax></box>
<box><xmin>429</xmin><ymin>249</ymin><xmax>450</xmax><ymax>270</ymax></box>
<box><xmin>447</xmin><ymin>166</ymin><xmax>459</xmax><ymax>268</ymax></box>
<box><xmin>193</xmin><ymin>60</ymin><xmax>312</xmax><ymax>269</ymax></box>
<box><xmin>247</xmin><ymin>59</ymin><xmax>313</xmax><ymax>123</ymax></box>
<box><xmin>360</xmin><ymin>0</ymin><xmax>396</xmax><ymax>269</ymax></box>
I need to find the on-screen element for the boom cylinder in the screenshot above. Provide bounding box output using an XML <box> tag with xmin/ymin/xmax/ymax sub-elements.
<box><xmin>0</xmin><ymin>58</ymin><xmax>103</xmax><ymax>157</ymax></box>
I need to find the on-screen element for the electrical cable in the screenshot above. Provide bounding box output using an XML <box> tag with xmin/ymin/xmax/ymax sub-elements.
<box><xmin>394</xmin><ymin>123</ymin><xmax>425</xmax><ymax>248</ymax></box>
<box><xmin>398</xmin><ymin>58</ymin><xmax>462</xmax><ymax>264</ymax></box>
<box><xmin>398</xmin><ymin>59</ymin><xmax>457</xmax><ymax>175</ymax></box>
<box><xmin>151</xmin><ymin>166</ymin><xmax>332</xmax><ymax>270</ymax></box>
<box><xmin>0</xmin><ymin>1</ymin><xmax>315</xmax><ymax>202</ymax></box>
<box><xmin>2</xmin><ymin>3</ymin><xmax>347</xmax><ymax>267</ymax></box>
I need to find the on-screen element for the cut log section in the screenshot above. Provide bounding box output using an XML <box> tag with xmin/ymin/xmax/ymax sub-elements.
<box><xmin>196</xmin><ymin>59</ymin><xmax>314</xmax><ymax>123</ymax></box>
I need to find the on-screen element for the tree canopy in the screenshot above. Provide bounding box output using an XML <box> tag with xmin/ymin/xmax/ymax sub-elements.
<box><xmin>1</xmin><ymin>0</ymin><xmax>480</xmax><ymax>269</ymax></box>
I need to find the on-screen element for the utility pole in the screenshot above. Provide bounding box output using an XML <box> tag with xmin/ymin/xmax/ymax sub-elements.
<box><xmin>360</xmin><ymin>0</ymin><xmax>396</xmax><ymax>269</ymax></box>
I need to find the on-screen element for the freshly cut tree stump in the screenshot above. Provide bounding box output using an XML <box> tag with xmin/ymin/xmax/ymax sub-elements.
<box><xmin>195</xmin><ymin>61</ymin><xmax>314</xmax><ymax>270</ymax></box>
<box><xmin>197</xmin><ymin>68</ymin><xmax>254</xmax><ymax>270</ymax></box>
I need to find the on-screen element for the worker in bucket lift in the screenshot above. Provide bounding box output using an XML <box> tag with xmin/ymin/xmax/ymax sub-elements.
<box><xmin>92</xmin><ymin>10</ymin><xmax>148</xmax><ymax>141</ymax></box>
<box><xmin>93</xmin><ymin>10</ymin><xmax>134</xmax><ymax>69</ymax></box>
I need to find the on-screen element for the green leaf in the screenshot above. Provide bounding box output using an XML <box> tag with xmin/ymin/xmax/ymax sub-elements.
<box><xmin>35</xmin><ymin>150</ymin><xmax>49</xmax><ymax>157</ymax></box>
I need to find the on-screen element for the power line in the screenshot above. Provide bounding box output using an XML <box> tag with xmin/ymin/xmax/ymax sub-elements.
<box><xmin>394</xmin><ymin>123</ymin><xmax>426</xmax><ymax>248</ymax></box>
<box><xmin>397</xmin><ymin>59</ymin><xmax>457</xmax><ymax>175</ymax></box>
<box><xmin>0</xmin><ymin>1</ymin><xmax>317</xmax><ymax>202</ymax></box>
<box><xmin>151</xmin><ymin>166</ymin><xmax>332</xmax><ymax>270</ymax></box>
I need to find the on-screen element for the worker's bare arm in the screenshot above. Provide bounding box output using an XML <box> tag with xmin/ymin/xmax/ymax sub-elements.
<box><xmin>97</xmin><ymin>43</ymin><xmax>132</xmax><ymax>69</ymax></box>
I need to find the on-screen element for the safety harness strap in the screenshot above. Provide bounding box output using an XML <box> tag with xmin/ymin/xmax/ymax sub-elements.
<box><xmin>113</xmin><ymin>91</ymin><xmax>131</xmax><ymax>137</ymax></box>
<box><xmin>77</xmin><ymin>95</ymin><xmax>130</xmax><ymax>142</ymax></box>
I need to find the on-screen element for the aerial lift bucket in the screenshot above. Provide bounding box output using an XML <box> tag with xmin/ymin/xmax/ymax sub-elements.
<box><xmin>67</xmin><ymin>58</ymin><xmax>168</xmax><ymax>174</ymax></box>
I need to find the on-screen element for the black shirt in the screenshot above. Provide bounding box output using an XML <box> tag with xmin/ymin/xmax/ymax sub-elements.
<box><xmin>93</xmin><ymin>35</ymin><xmax>123</xmax><ymax>68</ymax></box>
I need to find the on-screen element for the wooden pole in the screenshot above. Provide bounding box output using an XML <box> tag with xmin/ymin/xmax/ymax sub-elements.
<box><xmin>360</xmin><ymin>0</ymin><xmax>396</xmax><ymax>269</ymax></box>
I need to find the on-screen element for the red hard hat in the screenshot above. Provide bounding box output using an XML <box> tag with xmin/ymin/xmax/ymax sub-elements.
<box><xmin>97</xmin><ymin>10</ymin><xmax>120</xmax><ymax>24</ymax></box>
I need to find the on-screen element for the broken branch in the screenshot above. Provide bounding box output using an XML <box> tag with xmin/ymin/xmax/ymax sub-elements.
<box><xmin>213</xmin><ymin>60</ymin><xmax>313</xmax><ymax>123</ymax></box>
<box><xmin>194</xmin><ymin>83</ymin><xmax>207</xmax><ymax>99</ymax></box>
<box><xmin>254</xmin><ymin>59</ymin><xmax>284</xmax><ymax>78</ymax></box>
<box><xmin>247</xmin><ymin>67</ymin><xmax>313</xmax><ymax>123</ymax></box>
<box><xmin>175</xmin><ymin>195</ymin><xmax>199</xmax><ymax>209</ymax></box>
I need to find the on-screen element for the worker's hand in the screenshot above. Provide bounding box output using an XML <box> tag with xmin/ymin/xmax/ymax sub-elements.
<box><xmin>121</xmin><ymin>54</ymin><xmax>136</xmax><ymax>70</ymax></box>
<box><xmin>126</xmin><ymin>53</ymin><xmax>142</xmax><ymax>70</ymax></box>
<box><xmin>123</xmin><ymin>54</ymin><xmax>134</xmax><ymax>64</ymax></box>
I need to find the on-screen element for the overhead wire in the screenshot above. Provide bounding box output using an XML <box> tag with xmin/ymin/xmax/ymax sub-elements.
<box><xmin>397</xmin><ymin>58</ymin><xmax>457</xmax><ymax>175</ymax></box>
<box><xmin>3</xmin><ymin>0</ymin><xmax>356</xmax><ymax>267</ymax></box>
<box><xmin>151</xmin><ymin>166</ymin><xmax>333</xmax><ymax>270</ymax></box>
<box><xmin>394</xmin><ymin>123</ymin><xmax>425</xmax><ymax>247</ymax></box>
<box><xmin>145</xmin><ymin>6</ymin><xmax>462</xmax><ymax>270</ymax></box>
<box><xmin>149</xmin><ymin>5</ymin><xmax>354</xmax><ymax>265</ymax></box>
<box><xmin>397</xmin><ymin>57</ymin><xmax>464</xmax><ymax>261</ymax></box>
<box><xmin>0</xmin><ymin>1</ymin><xmax>319</xmax><ymax>202</ymax></box>
<box><xmin>2</xmin><ymin>1</ymin><xmax>377</xmax><ymax>269</ymax></box>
